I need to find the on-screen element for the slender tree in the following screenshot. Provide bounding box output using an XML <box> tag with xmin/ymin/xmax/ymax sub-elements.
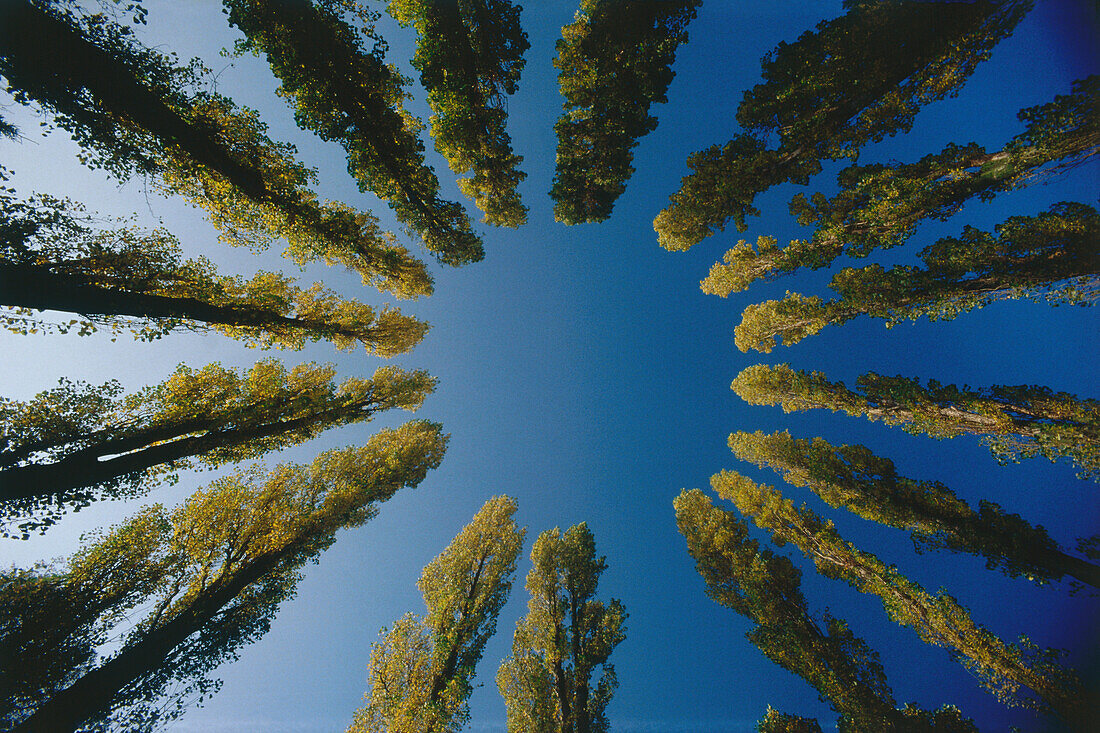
<box><xmin>0</xmin><ymin>191</ymin><xmax>428</xmax><ymax>349</ymax></box>
<box><xmin>223</xmin><ymin>0</ymin><xmax>483</xmax><ymax>265</ymax></box>
<box><xmin>1</xmin><ymin>421</ymin><xmax>447</xmax><ymax>732</ymax></box>
<box><xmin>0</xmin><ymin>0</ymin><xmax>431</xmax><ymax>293</ymax></box>
<box><xmin>711</xmin><ymin>472</ymin><xmax>1084</xmax><ymax>722</ymax></box>
<box><xmin>731</xmin><ymin>363</ymin><xmax>1100</xmax><ymax>479</ymax></box>
<box><xmin>386</xmin><ymin>0</ymin><xmax>530</xmax><ymax>227</ymax></box>
<box><xmin>654</xmin><ymin>0</ymin><xmax>1032</xmax><ymax>251</ymax></box>
<box><xmin>0</xmin><ymin>512</ymin><xmax>175</xmax><ymax>727</ymax></box>
<box><xmin>674</xmin><ymin>489</ymin><xmax>978</xmax><ymax>733</ymax></box>
<box><xmin>700</xmin><ymin>76</ymin><xmax>1100</xmax><ymax>292</ymax></box>
<box><xmin>497</xmin><ymin>523</ymin><xmax>627</xmax><ymax>733</ymax></box>
<box><xmin>551</xmin><ymin>0</ymin><xmax>701</xmax><ymax>224</ymax></box>
<box><xmin>349</xmin><ymin>495</ymin><xmax>524</xmax><ymax>732</ymax></box>
<box><xmin>0</xmin><ymin>360</ymin><xmax>435</xmax><ymax>535</ymax></box>
<box><xmin>729</xmin><ymin>202</ymin><xmax>1100</xmax><ymax>352</ymax></box>
<box><xmin>729</xmin><ymin>430</ymin><xmax>1100</xmax><ymax>589</ymax></box>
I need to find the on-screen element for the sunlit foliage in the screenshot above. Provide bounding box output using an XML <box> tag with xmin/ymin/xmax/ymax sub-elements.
<box><xmin>0</xmin><ymin>191</ymin><xmax>428</xmax><ymax>349</ymax></box>
<box><xmin>732</xmin><ymin>364</ymin><xmax>1100</xmax><ymax>479</ymax></box>
<box><xmin>728</xmin><ymin>430</ymin><xmax>1100</xmax><ymax>589</ymax></box>
<box><xmin>711</xmin><ymin>473</ymin><xmax>1084</xmax><ymax>721</ymax></box>
<box><xmin>497</xmin><ymin>522</ymin><xmax>626</xmax><ymax>733</ymax></box>
<box><xmin>0</xmin><ymin>360</ymin><xmax>435</xmax><ymax>535</ymax></box>
<box><xmin>728</xmin><ymin>202</ymin><xmax>1100</xmax><ymax>352</ymax></box>
<box><xmin>223</xmin><ymin>0</ymin><xmax>483</xmax><ymax>264</ymax></box>
<box><xmin>0</xmin><ymin>421</ymin><xmax>447</xmax><ymax>732</ymax></box>
<box><xmin>675</xmin><ymin>489</ymin><xmax>979</xmax><ymax>733</ymax></box>
<box><xmin>0</xmin><ymin>0</ymin><xmax>431</xmax><ymax>294</ymax></box>
<box><xmin>387</xmin><ymin>0</ymin><xmax>529</xmax><ymax>227</ymax></box>
<box><xmin>350</xmin><ymin>495</ymin><xmax>524</xmax><ymax>732</ymax></box>
<box><xmin>654</xmin><ymin>0</ymin><xmax>1033</xmax><ymax>250</ymax></box>
<box><xmin>551</xmin><ymin>0</ymin><xmax>701</xmax><ymax>224</ymax></box>
<box><xmin>756</xmin><ymin>709</ymin><xmax>823</xmax><ymax>733</ymax></box>
<box><xmin>701</xmin><ymin>77</ymin><xmax>1100</xmax><ymax>293</ymax></box>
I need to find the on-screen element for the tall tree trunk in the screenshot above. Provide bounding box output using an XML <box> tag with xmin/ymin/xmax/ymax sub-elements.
<box><xmin>0</xmin><ymin>402</ymin><xmax>362</xmax><ymax>503</ymax></box>
<box><xmin>789</xmin><ymin>517</ymin><xmax>1084</xmax><ymax>723</ymax></box>
<box><xmin>428</xmin><ymin>554</ymin><xmax>487</xmax><ymax>704</ymax></box>
<box><xmin>567</xmin><ymin>582</ymin><xmax>590</xmax><ymax>733</ymax></box>
<box><xmin>0</xmin><ymin>264</ymin><xmax>332</xmax><ymax>335</ymax></box>
<box><xmin>0</xmin><ymin>0</ymin><xmax>270</xmax><ymax>201</ymax></box>
<box><xmin>547</xmin><ymin>581</ymin><xmax>572</xmax><ymax>733</ymax></box>
<box><xmin>12</xmin><ymin>548</ymin><xmax>291</xmax><ymax>732</ymax></box>
<box><xmin>1045</xmin><ymin>549</ymin><xmax>1100</xmax><ymax>590</ymax></box>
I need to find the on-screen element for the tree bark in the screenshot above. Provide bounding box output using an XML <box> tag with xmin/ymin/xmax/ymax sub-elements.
<box><xmin>1046</xmin><ymin>548</ymin><xmax>1100</xmax><ymax>591</ymax></box>
<box><xmin>0</xmin><ymin>264</ymin><xmax>343</xmax><ymax>337</ymax></box>
<box><xmin>12</xmin><ymin>548</ymin><xmax>293</xmax><ymax>732</ymax></box>
<box><xmin>0</xmin><ymin>402</ymin><xmax>366</xmax><ymax>503</ymax></box>
<box><xmin>428</xmin><ymin>553</ymin><xmax>487</xmax><ymax>704</ymax></box>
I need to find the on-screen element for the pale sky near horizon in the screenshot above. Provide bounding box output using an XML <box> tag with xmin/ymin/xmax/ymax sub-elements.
<box><xmin>1</xmin><ymin>1</ymin><xmax>1098</xmax><ymax>730</ymax></box>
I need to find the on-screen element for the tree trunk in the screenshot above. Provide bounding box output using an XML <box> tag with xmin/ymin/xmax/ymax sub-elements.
<box><xmin>0</xmin><ymin>402</ymin><xmax>363</xmax><ymax>503</ymax></box>
<box><xmin>0</xmin><ymin>0</ymin><xmax>270</xmax><ymax>202</ymax></box>
<box><xmin>12</xmin><ymin>548</ymin><xmax>293</xmax><ymax>732</ymax></box>
<box><xmin>790</xmin><ymin>517</ymin><xmax>1084</xmax><ymax>723</ymax></box>
<box><xmin>1046</xmin><ymin>549</ymin><xmax>1100</xmax><ymax>591</ymax></box>
<box><xmin>428</xmin><ymin>553</ymin><xmax>487</xmax><ymax>704</ymax></box>
<box><xmin>546</xmin><ymin>581</ymin><xmax>572</xmax><ymax>733</ymax></box>
<box><xmin>0</xmin><ymin>264</ymin><xmax>334</xmax><ymax>336</ymax></box>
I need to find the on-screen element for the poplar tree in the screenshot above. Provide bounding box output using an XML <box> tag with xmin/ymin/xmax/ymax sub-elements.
<box><xmin>731</xmin><ymin>364</ymin><xmax>1100</xmax><ymax>479</ymax></box>
<box><xmin>223</xmin><ymin>0</ymin><xmax>483</xmax><ymax>265</ymax></box>
<box><xmin>700</xmin><ymin>76</ymin><xmax>1100</xmax><ymax>292</ymax></box>
<box><xmin>674</xmin><ymin>489</ymin><xmax>978</xmax><ymax>733</ymax></box>
<box><xmin>551</xmin><ymin>0</ymin><xmax>701</xmax><ymax>224</ymax></box>
<box><xmin>0</xmin><ymin>192</ymin><xmax>428</xmax><ymax>349</ymax></box>
<box><xmin>0</xmin><ymin>361</ymin><xmax>435</xmax><ymax>535</ymax></box>
<box><xmin>1</xmin><ymin>421</ymin><xmax>447</xmax><ymax>732</ymax></box>
<box><xmin>728</xmin><ymin>430</ymin><xmax>1100</xmax><ymax>589</ymax></box>
<box><xmin>349</xmin><ymin>495</ymin><xmax>525</xmax><ymax>732</ymax></box>
<box><xmin>728</xmin><ymin>202</ymin><xmax>1100</xmax><ymax>352</ymax></box>
<box><xmin>711</xmin><ymin>472</ymin><xmax>1084</xmax><ymax>722</ymax></box>
<box><xmin>0</xmin><ymin>0</ymin><xmax>430</xmax><ymax>292</ymax></box>
<box><xmin>654</xmin><ymin>0</ymin><xmax>1032</xmax><ymax>251</ymax></box>
<box><xmin>386</xmin><ymin>0</ymin><xmax>530</xmax><ymax>227</ymax></box>
<box><xmin>497</xmin><ymin>523</ymin><xmax>627</xmax><ymax>733</ymax></box>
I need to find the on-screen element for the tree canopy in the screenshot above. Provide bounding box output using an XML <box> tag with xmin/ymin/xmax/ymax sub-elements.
<box><xmin>701</xmin><ymin>76</ymin><xmax>1100</xmax><ymax>293</ymax></box>
<box><xmin>728</xmin><ymin>202</ymin><xmax>1100</xmax><ymax>352</ymax></box>
<box><xmin>654</xmin><ymin>0</ymin><xmax>1032</xmax><ymax>251</ymax></box>
<box><xmin>349</xmin><ymin>495</ymin><xmax>524</xmax><ymax>733</ymax></box>
<box><xmin>497</xmin><ymin>522</ymin><xmax>626</xmax><ymax>733</ymax></box>
<box><xmin>387</xmin><ymin>0</ymin><xmax>530</xmax><ymax>227</ymax></box>
<box><xmin>674</xmin><ymin>488</ymin><xmax>979</xmax><ymax>733</ymax></box>
<box><xmin>551</xmin><ymin>0</ymin><xmax>701</xmax><ymax>225</ymax></box>
<box><xmin>728</xmin><ymin>430</ymin><xmax>1100</xmax><ymax>589</ymax></box>
<box><xmin>223</xmin><ymin>0</ymin><xmax>483</xmax><ymax>265</ymax></box>
<box><xmin>711</xmin><ymin>471</ymin><xmax>1084</xmax><ymax>722</ymax></box>
<box><xmin>0</xmin><ymin>360</ymin><xmax>435</xmax><ymax>535</ymax></box>
<box><xmin>731</xmin><ymin>364</ymin><xmax>1100</xmax><ymax>479</ymax></box>
<box><xmin>0</xmin><ymin>0</ymin><xmax>431</xmax><ymax>293</ymax></box>
<box><xmin>1</xmin><ymin>421</ymin><xmax>447</xmax><ymax>732</ymax></box>
<box><xmin>0</xmin><ymin>191</ymin><xmax>429</xmax><ymax>349</ymax></box>
<box><xmin>756</xmin><ymin>709</ymin><xmax>824</xmax><ymax>733</ymax></box>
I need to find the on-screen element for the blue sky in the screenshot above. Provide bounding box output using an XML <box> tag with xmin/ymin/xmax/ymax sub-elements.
<box><xmin>1</xmin><ymin>1</ymin><xmax>1098</xmax><ymax>730</ymax></box>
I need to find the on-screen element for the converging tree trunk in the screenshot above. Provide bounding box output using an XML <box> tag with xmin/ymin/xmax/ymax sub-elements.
<box><xmin>4</xmin><ymin>422</ymin><xmax>447</xmax><ymax>731</ymax></box>
<box><xmin>0</xmin><ymin>361</ymin><xmax>435</xmax><ymax>535</ymax></box>
<box><xmin>349</xmin><ymin>496</ymin><xmax>524</xmax><ymax>732</ymax></box>
<box><xmin>497</xmin><ymin>523</ymin><xmax>626</xmax><ymax>733</ymax></box>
